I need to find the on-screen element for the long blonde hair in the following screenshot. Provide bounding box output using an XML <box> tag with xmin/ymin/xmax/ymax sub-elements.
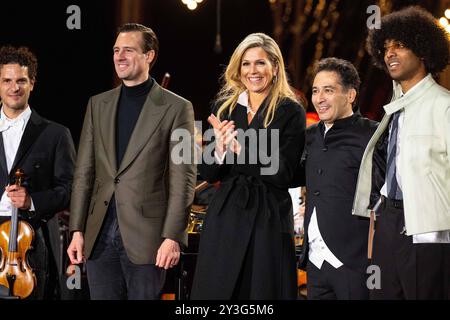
<box><xmin>216</xmin><ymin>33</ymin><xmax>298</xmax><ymax>127</ymax></box>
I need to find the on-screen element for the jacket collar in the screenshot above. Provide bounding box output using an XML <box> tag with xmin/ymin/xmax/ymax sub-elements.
<box><xmin>7</xmin><ymin>110</ymin><xmax>47</xmax><ymax>176</ymax></box>
<box><xmin>318</xmin><ymin>113</ymin><xmax>360</xmax><ymax>134</ymax></box>
<box><xmin>384</xmin><ymin>74</ymin><xmax>435</xmax><ymax>115</ymax></box>
<box><xmin>99</xmin><ymin>80</ymin><xmax>168</xmax><ymax>174</ymax></box>
<box><xmin>235</xmin><ymin>91</ymin><xmax>270</xmax><ymax>130</ymax></box>
<box><xmin>0</xmin><ymin>105</ymin><xmax>32</xmax><ymax>132</ymax></box>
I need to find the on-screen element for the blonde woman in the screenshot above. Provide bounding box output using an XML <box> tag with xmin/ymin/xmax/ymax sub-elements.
<box><xmin>191</xmin><ymin>33</ymin><xmax>306</xmax><ymax>299</ymax></box>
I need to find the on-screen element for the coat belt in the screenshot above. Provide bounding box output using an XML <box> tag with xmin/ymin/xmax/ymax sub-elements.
<box><xmin>209</xmin><ymin>174</ymin><xmax>278</xmax><ymax>225</ymax></box>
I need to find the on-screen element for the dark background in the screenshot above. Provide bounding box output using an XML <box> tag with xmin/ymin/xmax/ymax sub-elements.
<box><xmin>1</xmin><ymin>0</ymin><xmax>447</xmax><ymax>146</ymax></box>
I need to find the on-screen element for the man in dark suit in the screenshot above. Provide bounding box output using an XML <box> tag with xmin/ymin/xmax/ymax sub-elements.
<box><xmin>67</xmin><ymin>23</ymin><xmax>196</xmax><ymax>300</ymax></box>
<box><xmin>299</xmin><ymin>58</ymin><xmax>377</xmax><ymax>299</ymax></box>
<box><xmin>0</xmin><ymin>45</ymin><xmax>76</xmax><ymax>299</ymax></box>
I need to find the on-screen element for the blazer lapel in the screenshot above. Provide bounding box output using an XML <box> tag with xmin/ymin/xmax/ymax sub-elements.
<box><xmin>0</xmin><ymin>134</ymin><xmax>8</xmax><ymax>186</ymax></box>
<box><xmin>11</xmin><ymin>111</ymin><xmax>47</xmax><ymax>174</ymax></box>
<box><xmin>117</xmin><ymin>82</ymin><xmax>169</xmax><ymax>175</ymax></box>
<box><xmin>99</xmin><ymin>87</ymin><xmax>120</xmax><ymax>172</ymax></box>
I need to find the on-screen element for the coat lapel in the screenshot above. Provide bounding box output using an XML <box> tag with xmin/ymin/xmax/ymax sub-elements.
<box><xmin>233</xmin><ymin>99</ymin><xmax>267</xmax><ymax>130</ymax></box>
<box><xmin>233</xmin><ymin>104</ymin><xmax>248</xmax><ymax>130</ymax></box>
<box><xmin>117</xmin><ymin>82</ymin><xmax>168</xmax><ymax>175</ymax></box>
<box><xmin>248</xmin><ymin>97</ymin><xmax>286</xmax><ymax>130</ymax></box>
<box><xmin>0</xmin><ymin>134</ymin><xmax>8</xmax><ymax>186</ymax></box>
<box><xmin>99</xmin><ymin>87</ymin><xmax>120</xmax><ymax>172</ymax></box>
<box><xmin>11</xmin><ymin>111</ymin><xmax>48</xmax><ymax>174</ymax></box>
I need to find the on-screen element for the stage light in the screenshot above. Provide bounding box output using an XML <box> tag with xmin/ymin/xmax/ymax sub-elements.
<box><xmin>445</xmin><ymin>9</ymin><xmax>450</xmax><ymax>19</ymax></box>
<box><xmin>181</xmin><ymin>0</ymin><xmax>203</xmax><ymax>11</ymax></box>
<box><xmin>187</xmin><ymin>1</ymin><xmax>198</xmax><ymax>10</ymax></box>
<box><xmin>439</xmin><ymin>17</ymin><xmax>449</xmax><ymax>27</ymax></box>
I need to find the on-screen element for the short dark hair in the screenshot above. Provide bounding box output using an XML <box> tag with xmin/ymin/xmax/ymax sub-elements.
<box><xmin>0</xmin><ymin>45</ymin><xmax>38</xmax><ymax>80</ymax></box>
<box><xmin>314</xmin><ymin>57</ymin><xmax>361</xmax><ymax>94</ymax></box>
<box><xmin>117</xmin><ymin>23</ymin><xmax>159</xmax><ymax>69</ymax></box>
<box><xmin>367</xmin><ymin>6</ymin><xmax>449</xmax><ymax>76</ymax></box>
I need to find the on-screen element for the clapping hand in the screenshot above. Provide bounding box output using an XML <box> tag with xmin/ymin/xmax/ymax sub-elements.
<box><xmin>208</xmin><ymin>114</ymin><xmax>241</xmax><ymax>156</ymax></box>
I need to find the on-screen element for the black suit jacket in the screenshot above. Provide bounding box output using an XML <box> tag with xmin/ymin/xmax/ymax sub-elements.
<box><xmin>299</xmin><ymin>114</ymin><xmax>377</xmax><ymax>271</ymax></box>
<box><xmin>0</xmin><ymin>110</ymin><xmax>75</xmax><ymax>277</ymax></box>
<box><xmin>0</xmin><ymin>110</ymin><xmax>75</xmax><ymax>223</ymax></box>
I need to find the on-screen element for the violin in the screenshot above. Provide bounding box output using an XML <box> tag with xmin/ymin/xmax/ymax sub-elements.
<box><xmin>0</xmin><ymin>169</ymin><xmax>36</xmax><ymax>299</ymax></box>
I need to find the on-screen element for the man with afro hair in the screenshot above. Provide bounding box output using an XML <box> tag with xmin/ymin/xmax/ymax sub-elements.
<box><xmin>353</xmin><ymin>6</ymin><xmax>450</xmax><ymax>299</ymax></box>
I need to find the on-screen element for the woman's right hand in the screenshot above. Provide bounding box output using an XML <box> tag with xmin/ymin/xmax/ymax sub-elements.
<box><xmin>208</xmin><ymin>114</ymin><xmax>238</xmax><ymax>157</ymax></box>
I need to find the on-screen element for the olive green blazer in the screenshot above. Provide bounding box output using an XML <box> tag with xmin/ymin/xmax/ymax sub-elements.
<box><xmin>69</xmin><ymin>82</ymin><xmax>196</xmax><ymax>264</ymax></box>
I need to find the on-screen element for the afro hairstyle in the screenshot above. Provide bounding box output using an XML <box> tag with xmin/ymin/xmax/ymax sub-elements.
<box><xmin>366</xmin><ymin>6</ymin><xmax>449</xmax><ymax>76</ymax></box>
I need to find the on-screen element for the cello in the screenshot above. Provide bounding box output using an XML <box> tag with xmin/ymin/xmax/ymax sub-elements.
<box><xmin>0</xmin><ymin>169</ymin><xmax>36</xmax><ymax>298</ymax></box>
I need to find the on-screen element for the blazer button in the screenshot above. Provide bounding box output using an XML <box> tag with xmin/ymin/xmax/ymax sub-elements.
<box><xmin>322</xmin><ymin>146</ymin><xmax>328</xmax><ymax>152</ymax></box>
<box><xmin>114</xmin><ymin>178</ymin><xmax>120</xmax><ymax>184</ymax></box>
<box><xmin>314</xmin><ymin>191</ymin><xmax>320</xmax><ymax>196</ymax></box>
<box><xmin>104</xmin><ymin>201</ymin><xmax>108</xmax><ymax>206</ymax></box>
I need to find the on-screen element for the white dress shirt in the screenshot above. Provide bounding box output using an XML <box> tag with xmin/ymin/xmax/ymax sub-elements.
<box><xmin>308</xmin><ymin>207</ymin><xmax>343</xmax><ymax>269</ymax></box>
<box><xmin>0</xmin><ymin>106</ymin><xmax>35</xmax><ymax>216</ymax></box>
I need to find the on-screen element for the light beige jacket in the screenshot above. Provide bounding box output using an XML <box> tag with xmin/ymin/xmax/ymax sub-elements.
<box><xmin>353</xmin><ymin>75</ymin><xmax>450</xmax><ymax>235</ymax></box>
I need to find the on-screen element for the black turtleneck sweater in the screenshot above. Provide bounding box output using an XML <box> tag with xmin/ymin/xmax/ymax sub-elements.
<box><xmin>116</xmin><ymin>77</ymin><xmax>153</xmax><ymax>167</ymax></box>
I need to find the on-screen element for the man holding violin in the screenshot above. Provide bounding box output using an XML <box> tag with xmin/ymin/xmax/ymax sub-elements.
<box><xmin>0</xmin><ymin>45</ymin><xmax>76</xmax><ymax>299</ymax></box>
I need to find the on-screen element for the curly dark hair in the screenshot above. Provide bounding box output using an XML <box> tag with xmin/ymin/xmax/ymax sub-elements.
<box><xmin>367</xmin><ymin>6</ymin><xmax>449</xmax><ymax>75</ymax></box>
<box><xmin>0</xmin><ymin>45</ymin><xmax>38</xmax><ymax>80</ymax></box>
<box><xmin>314</xmin><ymin>57</ymin><xmax>361</xmax><ymax>94</ymax></box>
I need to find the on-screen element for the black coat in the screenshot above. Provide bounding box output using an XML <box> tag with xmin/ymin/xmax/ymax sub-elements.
<box><xmin>0</xmin><ymin>110</ymin><xmax>76</xmax><ymax>298</ymax></box>
<box><xmin>299</xmin><ymin>114</ymin><xmax>378</xmax><ymax>271</ymax></box>
<box><xmin>191</xmin><ymin>98</ymin><xmax>306</xmax><ymax>299</ymax></box>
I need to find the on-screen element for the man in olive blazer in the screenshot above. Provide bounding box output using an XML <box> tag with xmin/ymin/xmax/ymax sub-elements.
<box><xmin>68</xmin><ymin>23</ymin><xmax>196</xmax><ymax>300</ymax></box>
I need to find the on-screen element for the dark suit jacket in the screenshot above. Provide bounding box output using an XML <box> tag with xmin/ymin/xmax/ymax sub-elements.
<box><xmin>0</xmin><ymin>110</ymin><xmax>75</xmax><ymax>223</ymax></box>
<box><xmin>299</xmin><ymin>114</ymin><xmax>377</xmax><ymax>271</ymax></box>
<box><xmin>0</xmin><ymin>110</ymin><xmax>76</xmax><ymax>283</ymax></box>
<box><xmin>69</xmin><ymin>81</ymin><xmax>197</xmax><ymax>264</ymax></box>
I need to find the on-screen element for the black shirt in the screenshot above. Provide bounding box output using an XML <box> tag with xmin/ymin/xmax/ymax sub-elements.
<box><xmin>116</xmin><ymin>77</ymin><xmax>153</xmax><ymax>167</ymax></box>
